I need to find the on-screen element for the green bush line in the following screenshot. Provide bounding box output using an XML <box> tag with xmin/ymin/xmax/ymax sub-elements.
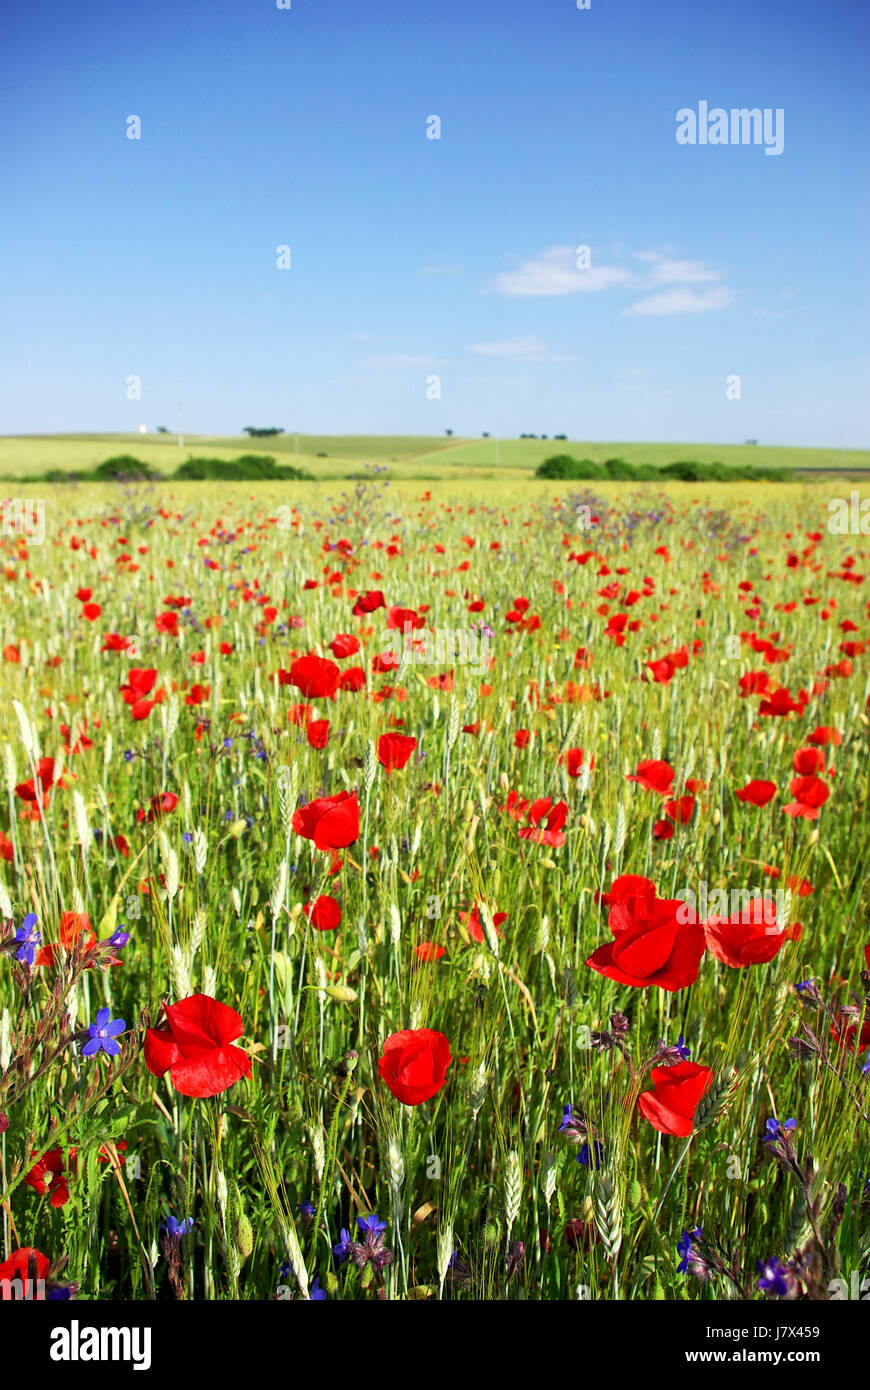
<box><xmin>14</xmin><ymin>453</ymin><xmax>313</xmax><ymax>485</ymax></box>
<box><xmin>536</xmin><ymin>454</ymin><xmax>795</xmax><ymax>482</ymax></box>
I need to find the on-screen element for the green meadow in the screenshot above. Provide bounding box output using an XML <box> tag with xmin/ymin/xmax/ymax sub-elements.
<box><xmin>1</xmin><ymin>433</ymin><xmax>867</xmax><ymax>483</ymax></box>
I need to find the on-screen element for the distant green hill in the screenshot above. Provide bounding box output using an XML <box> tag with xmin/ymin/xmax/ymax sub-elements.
<box><xmin>0</xmin><ymin>433</ymin><xmax>866</xmax><ymax>482</ymax></box>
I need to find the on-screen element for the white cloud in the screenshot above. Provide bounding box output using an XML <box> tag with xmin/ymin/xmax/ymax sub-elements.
<box><xmin>634</xmin><ymin>251</ymin><xmax>721</xmax><ymax>285</ymax></box>
<box><xmin>493</xmin><ymin>246</ymin><xmax>635</xmax><ymax>297</ymax></box>
<box><xmin>622</xmin><ymin>287</ymin><xmax>734</xmax><ymax>317</ymax></box>
<box><xmin>465</xmin><ymin>335</ymin><xmax>547</xmax><ymax>357</ymax></box>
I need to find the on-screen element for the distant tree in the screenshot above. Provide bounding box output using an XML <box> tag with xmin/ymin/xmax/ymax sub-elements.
<box><xmin>541</xmin><ymin>434</ymin><xmax>548</xmax><ymax>439</ymax></box>
<box><xmin>445</xmin><ymin>429</ymin><xmax>453</xmax><ymax>437</ymax></box>
<box><xmin>243</xmin><ymin>427</ymin><xmax>285</xmax><ymax>438</ymax></box>
<box><xmin>554</xmin><ymin>433</ymin><xmax>567</xmax><ymax>440</ymax></box>
<box><xmin>482</xmin><ymin>432</ymin><xmax>490</xmax><ymax>438</ymax></box>
<box><xmin>156</xmin><ymin>426</ymin><xmax>169</xmax><ymax>434</ymax></box>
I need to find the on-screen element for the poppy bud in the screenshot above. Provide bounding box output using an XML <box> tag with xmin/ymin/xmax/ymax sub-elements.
<box><xmin>483</xmin><ymin>1220</ymin><xmax>501</xmax><ymax>1247</ymax></box>
<box><xmin>324</xmin><ymin>985</ymin><xmax>357</xmax><ymax>1003</ymax></box>
<box><xmin>359</xmin><ymin>1262</ymin><xmax>374</xmax><ymax>1289</ymax></box>
<box><xmin>230</xmin><ymin>1184</ymin><xmax>253</xmax><ymax>1261</ymax></box>
<box><xmin>627</xmin><ymin>1179</ymin><xmax>642</xmax><ymax>1211</ymax></box>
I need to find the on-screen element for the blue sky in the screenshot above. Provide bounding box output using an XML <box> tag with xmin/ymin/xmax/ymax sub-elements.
<box><xmin>1</xmin><ymin>0</ymin><xmax>867</xmax><ymax>446</ymax></box>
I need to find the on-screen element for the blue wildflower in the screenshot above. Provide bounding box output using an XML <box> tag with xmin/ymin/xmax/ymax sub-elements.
<box><xmin>14</xmin><ymin>913</ymin><xmax>41</xmax><ymax>966</ymax></box>
<box><xmin>677</xmin><ymin>1226</ymin><xmax>702</xmax><ymax>1274</ymax></box>
<box><xmin>310</xmin><ymin>1277</ymin><xmax>326</xmax><ymax>1300</ymax></box>
<box><xmin>762</xmin><ymin>1117</ymin><xmax>796</xmax><ymax>1142</ymax></box>
<box><xmin>332</xmin><ymin>1228</ymin><xmax>353</xmax><ymax>1264</ymax></box>
<box><xmin>757</xmin><ymin>1257</ymin><xmax>791</xmax><ymax>1297</ymax></box>
<box><xmin>577</xmin><ymin>1140</ymin><xmax>605</xmax><ymax>1170</ymax></box>
<box><xmin>162</xmin><ymin>1215</ymin><xmax>194</xmax><ymax>1240</ymax></box>
<box><xmin>81</xmin><ymin>1008</ymin><xmax>126</xmax><ymax>1057</ymax></box>
<box><xmin>558</xmin><ymin>1103</ymin><xmax>587</xmax><ymax>1143</ymax></box>
<box><xmin>357</xmin><ymin>1214</ymin><xmax>387</xmax><ymax>1236</ymax></box>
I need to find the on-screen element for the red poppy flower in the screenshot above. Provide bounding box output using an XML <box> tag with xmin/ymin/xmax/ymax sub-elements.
<box><xmin>292</xmin><ymin>790</ymin><xmax>359</xmax><ymax>850</ymax></box>
<box><xmin>339</xmin><ymin>666</ymin><xmax>366</xmax><ymax>692</ymax></box>
<box><xmin>142</xmin><ymin>792</ymin><xmax>179</xmax><ymax>822</ymax></box>
<box><xmin>626</xmin><ymin>760</ymin><xmax>675</xmax><ymax>796</ymax></box>
<box><xmin>415</xmin><ymin>942</ymin><xmax>445</xmax><ymax>962</ymax></box>
<box><xmin>735</xmin><ymin>780</ymin><xmax>778</xmax><ymax>807</ymax></box>
<box><xmin>306</xmin><ymin>719</ymin><xmax>331</xmax><ymax>749</ymax></box>
<box><xmin>329</xmin><ymin>634</ymin><xmax>360</xmax><ymax>659</ymax></box>
<box><xmin>351</xmin><ymin>590</ymin><xmax>386</xmax><ymax>616</ymax></box>
<box><xmin>596</xmin><ymin>874</ymin><xmax>656</xmax><ymax>909</ymax></box>
<box><xmin>377</xmin><ymin>1028</ymin><xmax>452</xmax><ymax>1106</ymax></box>
<box><xmin>806</xmin><ymin>726</ymin><xmax>842</xmax><ymax>747</ymax></box>
<box><xmin>782</xmin><ymin>775</ymin><xmax>830</xmax><ymax>820</ymax></box>
<box><xmin>0</xmin><ymin>1248</ymin><xmax>50</xmax><ymax>1297</ymax></box>
<box><xmin>81</xmin><ymin>602</ymin><xmax>101</xmax><ymax>622</ymax></box>
<box><xmin>586</xmin><ymin>886</ymin><xmax>705</xmax><ymax>991</ymax></box>
<box><xmin>155</xmin><ymin>611</ymin><xmax>179</xmax><ymax>636</ymax></box>
<box><xmin>458</xmin><ymin>904</ymin><xmax>507</xmax><ymax>943</ymax></box>
<box><xmin>144</xmin><ymin>994</ymin><xmax>252</xmax><ymax>1098</ymax></box>
<box><xmin>15</xmin><ymin>757</ymin><xmax>56</xmax><ymax>803</ymax></box>
<box><xmin>637</xmin><ymin>1061</ymin><xmax>714</xmax><ymax>1136</ymax></box>
<box><xmin>304</xmin><ymin>895</ymin><xmax>342</xmax><ymax>931</ymax></box>
<box><xmin>184</xmin><ymin>683</ymin><xmax>210</xmax><ymax>707</ymax></box>
<box><xmin>829</xmin><ymin>1017</ymin><xmax>870</xmax><ymax>1053</ymax></box>
<box><xmin>289</xmin><ymin>654</ymin><xmax>341</xmax><ymax>699</ymax></box>
<box><xmin>792</xmin><ymin>747</ymin><xmax>826</xmax><ymax>775</ymax></box>
<box><xmin>738</xmin><ymin>671</ymin><xmax>772</xmax><ymax>697</ymax></box>
<box><xmin>646</xmin><ymin>657</ymin><xmax>676</xmax><ymax>684</ymax></box>
<box><xmin>120</xmin><ymin>668</ymin><xmax>158</xmax><ymax>702</ymax></box>
<box><xmin>0</xmin><ymin>832</ymin><xmax>13</xmax><ymax>861</ymax></box>
<box><xmin>386</xmin><ymin>606</ymin><xmax>425</xmax><ymax>632</ymax></box>
<box><xmin>516</xmin><ymin>797</ymin><xmax>569</xmax><ymax>847</ymax></box>
<box><xmin>377</xmin><ymin>733</ymin><xmax>417</xmax><ymax>771</ymax></box>
<box><xmin>758</xmin><ymin>686</ymin><xmax>805</xmax><ymax>718</ymax></box>
<box><xmin>35</xmin><ymin>911</ymin><xmax>97</xmax><ymax>967</ymax></box>
<box><xmin>664</xmin><ymin>795</ymin><xmax>695</xmax><ymax>824</ymax></box>
<box><xmin>703</xmin><ymin>904</ymin><xmax>801</xmax><ymax>968</ymax></box>
<box><xmin>561</xmin><ymin>747</ymin><xmax>593</xmax><ymax>778</ymax></box>
<box><xmin>101</xmin><ymin>633</ymin><xmax>134</xmax><ymax>652</ymax></box>
<box><xmin>24</xmin><ymin>1150</ymin><xmax>72</xmax><ymax>1207</ymax></box>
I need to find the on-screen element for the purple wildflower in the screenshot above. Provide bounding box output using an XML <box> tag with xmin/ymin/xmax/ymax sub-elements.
<box><xmin>81</xmin><ymin>1008</ymin><xmax>126</xmax><ymax>1057</ymax></box>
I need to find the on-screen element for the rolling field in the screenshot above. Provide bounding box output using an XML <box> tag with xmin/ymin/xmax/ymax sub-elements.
<box><xmin>1</xmin><ymin>433</ymin><xmax>868</xmax><ymax>482</ymax></box>
<box><xmin>0</xmin><ymin>472</ymin><xmax>868</xmax><ymax>1304</ymax></box>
